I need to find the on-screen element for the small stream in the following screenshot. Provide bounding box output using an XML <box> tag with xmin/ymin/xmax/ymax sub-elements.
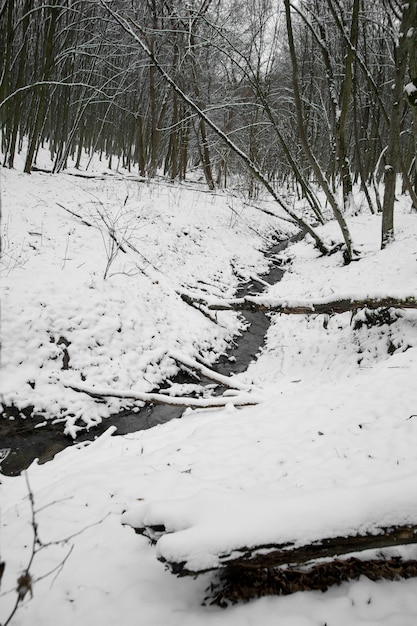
<box><xmin>0</xmin><ymin>237</ymin><xmax>296</xmax><ymax>476</ymax></box>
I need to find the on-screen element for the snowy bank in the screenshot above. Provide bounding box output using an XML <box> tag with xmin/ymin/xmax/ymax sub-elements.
<box><xmin>0</xmin><ymin>167</ymin><xmax>282</xmax><ymax>435</ymax></box>
<box><xmin>1</xmin><ymin>172</ymin><xmax>417</xmax><ymax>625</ymax></box>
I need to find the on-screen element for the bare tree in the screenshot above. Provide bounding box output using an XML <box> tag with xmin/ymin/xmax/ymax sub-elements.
<box><xmin>381</xmin><ymin>0</ymin><xmax>414</xmax><ymax>247</ymax></box>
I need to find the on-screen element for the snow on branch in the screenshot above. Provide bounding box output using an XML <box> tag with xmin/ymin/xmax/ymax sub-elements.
<box><xmin>197</xmin><ymin>295</ymin><xmax>417</xmax><ymax>314</ymax></box>
<box><xmin>65</xmin><ymin>381</ymin><xmax>260</xmax><ymax>409</ymax></box>
<box><xmin>168</xmin><ymin>351</ymin><xmax>252</xmax><ymax>392</ymax></box>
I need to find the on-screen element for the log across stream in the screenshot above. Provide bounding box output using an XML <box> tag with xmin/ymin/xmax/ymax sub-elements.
<box><xmin>0</xmin><ymin>237</ymin><xmax>295</xmax><ymax>476</ymax></box>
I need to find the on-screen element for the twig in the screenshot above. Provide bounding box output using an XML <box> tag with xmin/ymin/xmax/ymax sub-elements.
<box><xmin>96</xmin><ymin>209</ymin><xmax>127</xmax><ymax>254</ymax></box>
<box><xmin>61</xmin><ymin>233</ymin><xmax>70</xmax><ymax>270</ymax></box>
<box><xmin>2</xmin><ymin>474</ymin><xmax>38</xmax><ymax>625</ymax></box>
<box><xmin>0</xmin><ymin>476</ymin><xmax>108</xmax><ymax>625</ymax></box>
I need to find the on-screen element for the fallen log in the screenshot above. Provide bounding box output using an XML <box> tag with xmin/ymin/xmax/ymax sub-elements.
<box><xmin>159</xmin><ymin>523</ymin><xmax>417</xmax><ymax>577</ymax></box>
<box><xmin>139</xmin><ymin>521</ymin><xmax>417</xmax><ymax>601</ymax></box>
<box><xmin>201</xmin><ymin>295</ymin><xmax>417</xmax><ymax>314</ymax></box>
<box><xmin>65</xmin><ymin>381</ymin><xmax>260</xmax><ymax>409</ymax></box>
<box><xmin>216</xmin><ymin>524</ymin><xmax>417</xmax><ymax>572</ymax></box>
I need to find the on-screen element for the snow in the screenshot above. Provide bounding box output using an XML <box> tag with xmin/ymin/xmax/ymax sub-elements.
<box><xmin>147</xmin><ymin>474</ymin><xmax>417</xmax><ymax>571</ymax></box>
<box><xmin>405</xmin><ymin>81</ymin><xmax>417</xmax><ymax>95</ymax></box>
<box><xmin>1</xmin><ymin>159</ymin><xmax>417</xmax><ymax>625</ymax></box>
<box><xmin>0</xmin><ymin>164</ymin><xmax>279</xmax><ymax>436</ymax></box>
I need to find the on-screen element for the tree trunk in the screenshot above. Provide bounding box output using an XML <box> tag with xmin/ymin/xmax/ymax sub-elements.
<box><xmin>330</xmin><ymin>0</ymin><xmax>359</xmax><ymax>213</ymax></box>
<box><xmin>404</xmin><ymin>0</ymin><xmax>417</xmax><ymax>205</ymax></box>
<box><xmin>381</xmin><ymin>1</ymin><xmax>411</xmax><ymax>247</ymax></box>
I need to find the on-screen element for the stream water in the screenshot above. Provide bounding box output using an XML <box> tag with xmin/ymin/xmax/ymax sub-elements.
<box><xmin>0</xmin><ymin>237</ymin><xmax>295</xmax><ymax>476</ymax></box>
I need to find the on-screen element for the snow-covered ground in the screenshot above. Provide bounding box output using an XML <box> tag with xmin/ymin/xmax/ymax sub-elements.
<box><xmin>1</xmin><ymin>161</ymin><xmax>417</xmax><ymax>625</ymax></box>
<box><xmin>0</xmin><ymin>164</ymin><xmax>282</xmax><ymax>436</ymax></box>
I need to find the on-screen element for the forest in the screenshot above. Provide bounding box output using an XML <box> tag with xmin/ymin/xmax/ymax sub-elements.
<box><xmin>1</xmin><ymin>0</ymin><xmax>417</xmax><ymax>252</ymax></box>
<box><xmin>1</xmin><ymin>2</ymin><xmax>417</xmax><ymax>625</ymax></box>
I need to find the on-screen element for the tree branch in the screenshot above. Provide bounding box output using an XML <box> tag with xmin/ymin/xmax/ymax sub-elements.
<box><xmin>56</xmin><ymin>203</ymin><xmax>93</xmax><ymax>227</ymax></box>
<box><xmin>65</xmin><ymin>382</ymin><xmax>259</xmax><ymax>408</ymax></box>
<box><xmin>168</xmin><ymin>350</ymin><xmax>252</xmax><ymax>391</ymax></box>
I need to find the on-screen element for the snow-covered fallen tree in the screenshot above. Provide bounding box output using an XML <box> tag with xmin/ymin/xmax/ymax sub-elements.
<box><xmin>123</xmin><ymin>476</ymin><xmax>417</xmax><ymax>602</ymax></box>
<box><xmin>188</xmin><ymin>294</ymin><xmax>417</xmax><ymax>314</ymax></box>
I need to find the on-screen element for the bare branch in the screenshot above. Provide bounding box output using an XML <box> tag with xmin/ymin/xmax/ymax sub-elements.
<box><xmin>0</xmin><ymin>81</ymin><xmax>114</xmax><ymax>110</ymax></box>
<box><xmin>56</xmin><ymin>203</ymin><xmax>93</xmax><ymax>227</ymax></box>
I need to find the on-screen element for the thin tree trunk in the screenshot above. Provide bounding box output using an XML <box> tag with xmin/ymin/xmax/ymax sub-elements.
<box><xmin>404</xmin><ymin>0</ymin><xmax>417</xmax><ymax>205</ymax></box>
<box><xmin>328</xmin><ymin>0</ymin><xmax>359</xmax><ymax>212</ymax></box>
<box><xmin>381</xmin><ymin>1</ymin><xmax>411</xmax><ymax>247</ymax></box>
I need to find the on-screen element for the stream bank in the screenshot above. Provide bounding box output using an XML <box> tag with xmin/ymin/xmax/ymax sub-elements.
<box><xmin>0</xmin><ymin>236</ymin><xmax>298</xmax><ymax>476</ymax></box>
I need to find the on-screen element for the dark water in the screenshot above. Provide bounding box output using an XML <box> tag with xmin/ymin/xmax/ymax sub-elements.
<box><xmin>0</xmin><ymin>237</ymin><xmax>296</xmax><ymax>476</ymax></box>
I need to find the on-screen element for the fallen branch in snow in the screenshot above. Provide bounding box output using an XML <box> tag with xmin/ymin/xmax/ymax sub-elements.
<box><xmin>198</xmin><ymin>295</ymin><xmax>417</xmax><ymax>314</ymax></box>
<box><xmin>168</xmin><ymin>351</ymin><xmax>252</xmax><ymax>392</ymax></box>
<box><xmin>178</xmin><ymin>292</ymin><xmax>219</xmax><ymax>324</ymax></box>
<box><xmin>65</xmin><ymin>382</ymin><xmax>260</xmax><ymax>408</ymax></box>
<box><xmin>64</xmin><ymin>171</ymin><xmax>106</xmax><ymax>180</ymax></box>
<box><xmin>156</xmin><ymin>523</ymin><xmax>417</xmax><ymax>577</ymax></box>
<box><xmin>57</xmin><ymin>203</ymin><xmax>93</xmax><ymax>228</ymax></box>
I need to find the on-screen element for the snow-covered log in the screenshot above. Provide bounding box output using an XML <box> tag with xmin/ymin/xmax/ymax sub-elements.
<box><xmin>66</xmin><ymin>382</ymin><xmax>260</xmax><ymax>408</ymax></box>
<box><xmin>202</xmin><ymin>295</ymin><xmax>417</xmax><ymax>314</ymax></box>
<box><xmin>125</xmin><ymin>475</ymin><xmax>417</xmax><ymax>596</ymax></box>
<box><xmin>135</xmin><ymin>517</ymin><xmax>417</xmax><ymax>600</ymax></box>
<box><xmin>158</xmin><ymin>523</ymin><xmax>417</xmax><ymax>577</ymax></box>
